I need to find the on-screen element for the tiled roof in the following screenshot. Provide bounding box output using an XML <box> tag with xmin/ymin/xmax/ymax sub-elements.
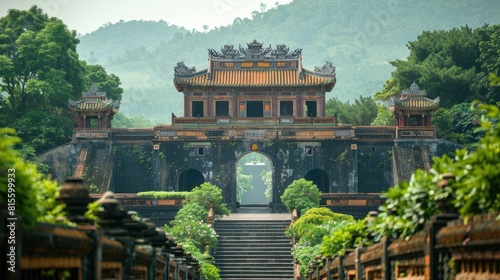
<box><xmin>394</xmin><ymin>95</ymin><xmax>440</xmax><ymax>110</ymax></box>
<box><xmin>174</xmin><ymin>68</ymin><xmax>335</xmax><ymax>90</ymax></box>
<box><xmin>68</xmin><ymin>98</ymin><xmax>118</xmax><ymax>112</ymax></box>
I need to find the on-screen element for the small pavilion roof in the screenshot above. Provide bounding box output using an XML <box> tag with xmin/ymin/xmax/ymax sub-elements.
<box><xmin>68</xmin><ymin>84</ymin><xmax>119</xmax><ymax>113</ymax></box>
<box><xmin>393</xmin><ymin>83</ymin><xmax>439</xmax><ymax>110</ymax></box>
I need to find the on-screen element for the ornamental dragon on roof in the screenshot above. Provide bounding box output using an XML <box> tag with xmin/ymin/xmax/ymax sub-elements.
<box><xmin>207</xmin><ymin>39</ymin><xmax>302</xmax><ymax>60</ymax></box>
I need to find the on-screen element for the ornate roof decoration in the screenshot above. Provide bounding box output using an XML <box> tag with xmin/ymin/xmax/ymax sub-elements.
<box><xmin>174</xmin><ymin>61</ymin><xmax>197</xmax><ymax>76</ymax></box>
<box><xmin>83</xmin><ymin>84</ymin><xmax>106</xmax><ymax>97</ymax></box>
<box><xmin>402</xmin><ymin>82</ymin><xmax>425</xmax><ymax>95</ymax></box>
<box><xmin>207</xmin><ymin>39</ymin><xmax>302</xmax><ymax>60</ymax></box>
<box><xmin>313</xmin><ymin>61</ymin><xmax>336</xmax><ymax>76</ymax></box>
<box><xmin>394</xmin><ymin>82</ymin><xmax>439</xmax><ymax>110</ymax></box>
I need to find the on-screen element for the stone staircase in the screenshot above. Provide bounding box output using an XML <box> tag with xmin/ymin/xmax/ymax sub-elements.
<box><xmin>214</xmin><ymin>212</ymin><xmax>294</xmax><ymax>280</ymax></box>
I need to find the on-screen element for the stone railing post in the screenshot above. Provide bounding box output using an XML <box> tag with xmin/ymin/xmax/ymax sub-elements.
<box><xmin>57</xmin><ymin>177</ymin><xmax>99</xmax><ymax>280</ymax></box>
<box><xmin>424</xmin><ymin>213</ymin><xmax>458</xmax><ymax>280</ymax></box>
<box><xmin>380</xmin><ymin>236</ymin><xmax>391</xmax><ymax>280</ymax></box>
<box><xmin>424</xmin><ymin>174</ymin><xmax>458</xmax><ymax>280</ymax></box>
<box><xmin>326</xmin><ymin>257</ymin><xmax>332</xmax><ymax>280</ymax></box>
<box><xmin>96</xmin><ymin>191</ymin><xmax>135</xmax><ymax>280</ymax></box>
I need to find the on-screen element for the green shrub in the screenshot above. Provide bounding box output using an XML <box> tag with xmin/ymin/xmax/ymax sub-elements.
<box><xmin>321</xmin><ymin>219</ymin><xmax>373</xmax><ymax>257</ymax></box>
<box><xmin>370</xmin><ymin>169</ymin><xmax>439</xmax><ymax>240</ymax></box>
<box><xmin>163</xmin><ymin>182</ymin><xmax>229</xmax><ymax>279</ymax></box>
<box><xmin>137</xmin><ymin>191</ymin><xmax>189</xmax><ymax>199</ymax></box>
<box><xmin>186</xmin><ymin>182</ymin><xmax>230</xmax><ymax>218</ymax></box>
<box><xmin>0</xmin><ymin>128</ymin><xmax>68</xmax><ymax>228</ymax></box>
<box><xmin>201</xmin><ymin>263</ymin><xmax>221</xmax><ymax>280</ymax></box>
<box><xmin>287</xmin><ymin>207</ymin><xmax>354</xmax><ymax>241</ymax></box>
<box><xmin>164</xmin><ymin>218</ymin><xmax>218</xmax><ymax>251</ymax></box>
<box><xmin>281</xmin><ymin>178</ymin><xmax>321</xmax><ymax>214</ymax></box>
<box><xmin>287</xmin><ymin>207</ymin><xmax>354</xmax><ymax>278</ymax></box>
<box><xmin>172</xmin><ymin>203</ymin><xmax>208</xmax><ymax>224</ymax></box>
<box><xmin>446</xmin><ymin>103</ymin><xmax>500</xmax><ymax>219</ymax></box>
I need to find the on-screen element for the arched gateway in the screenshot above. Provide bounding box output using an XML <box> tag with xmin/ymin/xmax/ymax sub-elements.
<box><xmin>156</xmin><ymin>40</ymin><xmax>340</xmax><ymax>211</ymax></box>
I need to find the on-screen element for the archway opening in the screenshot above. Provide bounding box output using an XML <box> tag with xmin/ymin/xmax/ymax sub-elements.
<box><xmin>236</xmin><ymin>152</ymin><xmax>272</xmax><ymax>205</ymax></box>
<box><xmin>304</xmin><ymin>169</ymin><xmax>330</xmax><ymax>193</ymax></box>
<box><xmin>178</xmin><ymin>169</ymin><xmax>204</xmax><ymax>192</ymax></box>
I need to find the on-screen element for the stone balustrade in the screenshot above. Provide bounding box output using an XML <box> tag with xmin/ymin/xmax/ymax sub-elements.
<box><xmin>308</xmin><ymin>212</ymin><xmax>500</xmax><ymax>280</ymax></box>
<box><xmin>8</xmin><ymin>178</ymin><xmax>200</xmax><ymax>280</ymax></box>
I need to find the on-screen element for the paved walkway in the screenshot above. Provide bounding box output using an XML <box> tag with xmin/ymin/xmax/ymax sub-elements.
<box><xmin>220</xmin><ymin>207</ymin><xmax>291</xmax><ymax>221</ymax></box>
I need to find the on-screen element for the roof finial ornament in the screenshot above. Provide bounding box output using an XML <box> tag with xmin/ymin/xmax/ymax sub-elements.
<box><xmin>314</xmin><ymin>61</ymin><xmax>336</xmax><ymax>76</ymax></box>
<box><xmin>83</xmin><ymin>84</ymin><xmax>106</xmax><ymax>97</ymax></box>
<box><xmin>402</xmin><ymin>82</ymin><xmax>425</xmax><ymax>95</ymax></box>
<box><xmin>174</xmin><ymin>61</ymin><xmax>196</xmax><ymax>76</ymax></box>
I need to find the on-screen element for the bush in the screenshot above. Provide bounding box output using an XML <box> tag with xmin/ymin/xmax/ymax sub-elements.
<box><xmin>287</xmin><ymin>207</ymin><xmax>354</xmax><ymax>241</ymax></box>
<box><xmin>370</xmin><ymin>169</ymin><xmax>439</xmax><ymax>240</ymax></box>
<box><xmin>163</xmin><ymin>182</ymin><xmax>229</xmax><ymax>279</ymax></box>
<box><xmin>173</xmin><ymin>203</ymin><xmax>208</xmax><ymax>222</ymax></box>
<box><xmin>0</xmin><ymin>128</ymin><xmax>68</xmax><ymax>228</ymax></box>
<box><xmin>287</xmin><ymin>207</ymin><xmax>354</xmax><ymax>278</ymax></box>
<box><xmin>201</xmin><ymin>263</ymin><xmax>221</xmax><ymax>280</ymax></box>
<box><xmin>281</xmin><ymin>178</ymin><xmax>321</xmax><ymax>214</ymax></box>
<box><xmin>137</xmin><ymin>191</ymin><xmax>189</xmax><ymax>199</ymax></box>
<box><xmin>186</xmin><ymin>182</ymin><xmax>230</xmax><ymax>218</ymax></box>
<box><xmin>321</xmin><ymin>218</ymin><xmax>373</xmax><ymax>257</ymax></box>
<box><xmin>164</xmin><ymin>218</ymin><xmax>218</xmax><ymax>251</ymax></box>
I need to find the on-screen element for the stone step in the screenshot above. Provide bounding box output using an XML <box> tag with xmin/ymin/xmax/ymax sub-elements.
<box><xmin>214</xmin><ymin>249</ymin><xmax>292</xmax><ymax>255</ymax></box>
<box><xmin>214</xmin><ymin>218</ymin><xmax>294</xmax><ymax>279</ymax></box>
<box><xmin>220</xmin><ymin>270</ymin><xmax>294</xmax><ymax>277</ymax></box>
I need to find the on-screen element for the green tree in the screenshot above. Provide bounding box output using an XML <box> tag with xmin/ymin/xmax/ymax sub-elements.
<box><xmin>371</xmin><ymin>105</ymin><xmax>396</xmax><ymax>126</ymax></box>
<box><xmin>374</xmin><ymin>25</ymin><xmax>500</xmax><ymax>108</ymax></box>
<box><xmin>0</xmin><ymin>6</ymin><xmax>123</xmax><ymax>153</ymax></box>
<box><xmin>281</xmin><ymin>178</ymin><xmax>321</xmax><ymax>215</ymax></box>
<box><xmin>432</xmin><ymin>102</ymin><xmax>482</xmax><ymax>145</ymax></box>
<box><xmin>112</xmin><ymin>113</ymin><xmax>155</xmax><ymax>128</ymax></box>
<box><xmin>82</xmin><ymin>63</ymin><xmax>123</xmax><ymax>102</ymax></box>
<box><xmin>473</xmin><ymin>25</ymin><xmax>500</xmax><ymax>103</ymax></box>
<box><xmin>0</xmin><ymin>7</ymin><xmax>83</xmax><ymax>116</ymax></box>
<box><xmin>236</xmin><ymin>165</ymin><xmax>253</xmax><ymax>202</ymax></box>
<box><xmin>163</xmin><ymin>182</ymin><xmax>229</xmax><ymax>280</ymax></box>
<box><xmin>326</xmin><ymin>96</ymin><xmax>377</xmax><ymax>125</ymax></box>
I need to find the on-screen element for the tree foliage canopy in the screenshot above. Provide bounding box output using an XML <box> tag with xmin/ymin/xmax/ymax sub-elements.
<box><xmin>374</xmin><ymin>25</ymin><xmax>500</xmax><ymax>108</ymax></box>
<box><xmin>326</xmin><ymin>95</ymin><xmax>378</xmax><ymax>125</ymax></box>
<box><xmin>0</xmin><ymin>6</ymin><xmax>123</xmax><ymax>153</ymax></box>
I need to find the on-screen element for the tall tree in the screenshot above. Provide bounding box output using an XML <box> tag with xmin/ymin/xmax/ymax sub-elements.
<box><xmin>0</xmin><ymin>7</ymin><xmax>83</xmax><ymax>116</ymax></box>
<box><xmin>473</xmin><ymin>25</ymin><xmax>500</xmax><ymax>103</ymax></box>
<box><xmin>82</xmin><ymin>62</ymin><xmax>123</xmax><ymax>102</ymax></box>
<box><xmin>374</xmin><ymin>26</ymin><xmax>481</xmax><ymax>107</ymax></box>
<box><xmin>0</xmin><ymin>6</ymin><xmax>122</xmax><ymax>153</ymax></box>
<box><xmin>374</xmin><ymin>25</ymin><xmax>500</xmax><ymax>108</ymax></box>
<box><xmin>326</xmin><ymin>95</ymin><xmax>377</xmax><ymax>125</ymax></box>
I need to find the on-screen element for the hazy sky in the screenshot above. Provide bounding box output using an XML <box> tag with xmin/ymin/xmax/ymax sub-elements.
<box><xmin>0</xmin><ymin>0</ymin><xmax>293</xmax><ymax>35</ymax></box>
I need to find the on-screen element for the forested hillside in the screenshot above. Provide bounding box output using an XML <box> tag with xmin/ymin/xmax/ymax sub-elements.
<box><xmin>78</xmin><ymin>0</ymin><xmax>500</xmax><ymax>124</ymax></box>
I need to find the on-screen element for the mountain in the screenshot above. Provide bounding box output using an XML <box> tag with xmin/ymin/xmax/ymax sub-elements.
<box><xmin>77</xmin><ymin>0</ymin><xmax>500</xmax><ymax>124</ymax></box>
